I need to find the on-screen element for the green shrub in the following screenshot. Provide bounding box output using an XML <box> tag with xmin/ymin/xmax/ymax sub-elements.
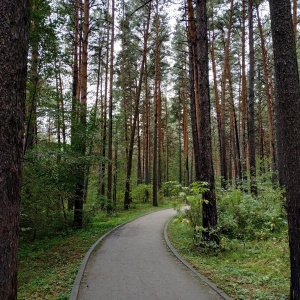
<box><xmin>21</xmin><ymin>144</ymin><xmax>79</xmax><ymax>240</ymax></box>
<box><xmin>131</xmin><ymin>184</ymin><xmax>152</xmax><ymax>203</ymax></box>
<box><xmin>217</xmin><ymin>185</ymin><xmax>287</xmax><ymax>241</ymax></box>
<box><xmin>160</xmin><ymin>181</ymin><xmax>183</xmax><ymax>198</ymax></box>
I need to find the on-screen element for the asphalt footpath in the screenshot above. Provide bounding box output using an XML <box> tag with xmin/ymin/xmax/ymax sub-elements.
<box><xmin>74</xmin><ymin>208</ymin><xmax>231</xmax><ymax>300</ymax></box>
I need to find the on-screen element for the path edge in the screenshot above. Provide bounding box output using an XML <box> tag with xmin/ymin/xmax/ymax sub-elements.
<box><xmin>164</xmin><ymin>217</ymin><xmax>233</xmax><ymax>300</ymax></box>
<box><xmin>69</xmin><ymin>222</ymin><xmax>124</xmax><ymax>300</ymax></box>
<box><xmin>69</xmin><ymin>208</ymin><xmax>168</xmax><ymax>300</ymax></box>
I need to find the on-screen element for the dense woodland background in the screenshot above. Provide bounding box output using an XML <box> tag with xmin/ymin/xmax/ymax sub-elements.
<box><xmin>3</xmin><ymin>0</ymin><xmax>299</xmax><ymax>298</ymax></box>
<box><xmin>21</xmin><ymin>0</ymin><xmax>290</xmax><ymax>239</ymax></box>
<box><xmin>22</xmin><ymin>0</ymin><xmax>285</xmax><ymax>237</ymax></box>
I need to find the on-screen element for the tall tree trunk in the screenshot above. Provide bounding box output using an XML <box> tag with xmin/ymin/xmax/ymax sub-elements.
<box><xmin>121</xmin><ymin>0</ymin><xmax>128</xmax><ymax>161</ymax></box>
<box><xmin>153</xmin><ymin>84</ymin><xmax>159</xmax><ymax>206</ymax></box>
<box><xmin>227</xmin><ymin>55</ymin><xmax>238</xmax><ymax>184</ymax></box>
<box><xmin>165</xmin><ymin>97</ymin><xmax>169</xmax><ymax>182</ymax></box>
<box><xmin>153</xmin><ymin>0</ymin><xmax>160</xmax><ymax>206</ymax></box>
<box><xmin>107</xmin><ymin>0</ymin><xmax>115</xmax><ymax>212</ymax></box>
<box><xmin>124</xmin><ymin>3</ymin><xmax>151</xmax><ymax>209</ymax></box>
<box><xmin>98</xmin><ymin>8</ymin><xmax>110</xmax><ymax>204</ymax></box>
<box><xmin>144</xmin><ymin>61</ymin><xmax>151</xmax><ymax>184</ymax></box>
<box><xmin>178</xmin><ymin>100</ymin><xmax>182</xmax><ymax>184</ymax></box>
<box><xmin>137</xmin><ymin>113</ymin><xmax>142</xmax><ymax>184</ymax></box>
<box><xmin>0</xmin><ymin>1</ymin><xmax>29</xmax><ymax>298</ymax></box>
<box><xmin>195</xmin><ymin>0</ymin><xmax>218</xmax><ymax>243</ymax></box>
<box><xmin>70</xmin><ymin>0</ymin><xmax>80</xmax><ymax>211</ymax></box>
<box><xmin>256</xmin><ymin>4</ymin><xmax>277</xmax><ymax>178</ymax></box>
<box><xmin>248</xmin><ymin>0</ymin><xmax>257</xmax><ymax>195</ymax></box>
<box><xmin>241</xmin><ymin>0</ymin><xmax>248</xmax><ymax>184</ymax></box>
<box><xmin>210</xmin><ymin>26</ymin><xmax>222</xmax><ymax>185</ymax></box>
<box><xmin>57</xmin><ymin>62</ymin><xmax>66</xmax><ymax>150</ymax></box>
<box><xmin>84</xmin><ymin>38</ymin><xmax>102</xmax><ymax>203</ymax></box>
<box><xmin>269</xmin><ymin>1</ymin><xmax>300</xmax><ymax>298</ymax></box>
<box><xmin>187</xmin><ymin>0</ymin><xmax>201</xmax><ymax>181</ymax></box>
<box><xmin>183</xmin><ymin>79</ymin><xmax>189</xmax><ymax>187</ymax></box>
<box><xmin>74</xmin><ymin>0</ymin><xmax>89</xmax><ymax>228</ymax></box>
<box><xmin>219</xmin><ymin>0</ymin><xmax>234</xmax><ymax>188</ymax></box>
<box><xmin>257</xmin><ymin>75</ymin><xmax>266</xmax><ymax>175</ymax></box>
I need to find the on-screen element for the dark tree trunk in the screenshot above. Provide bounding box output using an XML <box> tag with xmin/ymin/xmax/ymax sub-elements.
<box><xmin>269</xmin><ymin>1</ymin><xmax>300</xmax><ymax>298</ymax></box>
<box><xmin>195</xmin><ymin>0</ymin><xmax>218</xmax><ymax>243</ymax></box>
<box><xmin>187</xmin><ymin>0</ymin><xmax>201</xmax><ymax>181</ymax></box>
<box><xmin>0</xmin><ymin>1</ymin><xmax>29</xmax><ymax>298</ymax></box>
<box><xmin>73</xmin><ymin>0</ymin><xmax>89</xmax><ymax>228</ymax></box>
<box><xmin>144</xmin><ymin>62</ymin><xmax>151</xmax><ymax>184</ymax></box>
<box><xmin>124</xmin><ymin>3</ymin><xmax>151</xmax><ymax>209</ymax></box>
<box><xmin>256</xmin><ymin>4</ymin><xmax>277</xmax><ymax>180</ymax></box>
<box><xmin>153</xmin><ymin>0</ymin><xmax>160</xmax><ymax>206</ymax></box>
<box><xmin>247</xmin><ymin>0</ymin><xmax>257</xmax><ymax>195</ymax></box>
<box><xmin>153</xmin><ymin>90</ymin><xmax>158</xmax><ymax>206</ymax></box>
<box><xmin>99</xmin><ymin>9</ymin><xmax>110</xmax><ymax>204</ymax></box>
<box><xmin>107</xmin><ymin>0</ymin><xmax>115</xmax><ymax>212</ymax></box>
<box><xmin>153</xmin><ymin>0</ymin><xmax>161</xmax><ymax>204</ymax></box>
<box><xmin>241</xmin><ymin>0</ymin><xmax>248</xmax><ymax>184</ymax></box>
<box><xmin>137</xmin><ymin>114</ymin><xmax>142</xmax><ymax>184</ymax></box>
<box><xmin>69</xmin><ymin>0</ymin><xmax>79</xmax><ymax>212</ymax></box>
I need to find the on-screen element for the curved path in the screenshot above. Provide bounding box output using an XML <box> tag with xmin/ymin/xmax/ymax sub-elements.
<box><xmin>76</xmin><ymin>209</ymin><xmax>227</xmax><ymax>300</ymax></box>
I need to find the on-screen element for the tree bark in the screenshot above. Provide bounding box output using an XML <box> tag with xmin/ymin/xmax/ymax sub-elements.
<box><xmin>241</xmin><ymin>0</ymin><xmax>248</xmax><ymax>184</ymax></box>
<box><xmin>195</xmin><ymin>0</ymin><xmax>218</xmax><ymax>243</ymax></box>
<box><xmin>144</xmin><ymin>61</ymin><xmax>151</xmax><ymax>184</ymax></box>
<box><xmin>0</xmin><ymin>1</ymin><xmax>29</xmax><ymax>298</ymax></box>
<box><xmin>293</xmin><ymin>0</ymin><xmax>297</xmax><ymax>43</ymax></box>
<box><xmin>153</xmin><ymin>0</ymin><xmax>160</xmax><ymax>206</ymax></box>
<box><xmin>187</xmin><ymin>0</ymin><xmax>201</xmax><ymax>181</ymax></box>
<box><xmin>107</xmin><ymin>0</ymin><xmax>115</xmax><ymax>212</ymax></box>
<box><xmin>247</xmin><ymin>0</ymin><xmax>257</xmax><ymax>195</ymax></box>
<box><xmin>69</xmin><ymin>0</ymin><xmax>80</xmax><ymax>211</ymax></box>
<box><xmin>269</xmin><ymin>1</ymin><xmax>300</xmax><ymax>298</ymax></box>
<box><xmin>124</xmin><ymin>2</ymin><xmax>151</xmax><ymax>209</ymax></box>
<box><xmin>73</xmin><ymin>0</ymin><xmax>89</xmax><ymax>228</ymax></box>
<box><xmin>256</xmin><ymin>4</ymin><xmax>277</xmax><ymax>178</ymax></box>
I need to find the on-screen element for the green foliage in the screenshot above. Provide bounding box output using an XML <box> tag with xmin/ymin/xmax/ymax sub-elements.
<box><xmin>161</xmin><ymin>181</ymin><xmax>183</xmax><ymax>199</ymax></box>
<box><xmin>172</xmin><ymin>176</ymin><xmax>287</xmax><ymax>250</ymax></box>
<box><xmin>21</xmin><ymin>144</ymin><xmax>75</xmax><ymax>240</ymax></box>
<box><xmin>171</xmin><ymin>181</ymin><xmax>220</xmax><ymax>248</ymax></box>
<box><xmin>131</xmin><ymin>184</ymin><xmax>153</xmax><ymax>203</ymax></box>
<box><xmin>183</xmin><ymin>181</ymin><xmax>209</xmax><ymax>229</ymax></box>
<box><xmin>18</xmin><ymin>203</ymin><xmax>169</xmax><ymax>299</ymax></box>
<box><xmin>168</xmin><ymin>218</ymin><xmax>289</xmax><ymax>299</ymax></box>
<box><xmin>217</xmin><ymin>184</ymin><xmax>287</xmax><ymax>241</ymax></box>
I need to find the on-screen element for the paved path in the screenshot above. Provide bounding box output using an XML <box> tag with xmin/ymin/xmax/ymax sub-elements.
<box><xmin>77</xmin><ymin>209</ymin><xmax>225</xmax><ymax>300</ymax></box>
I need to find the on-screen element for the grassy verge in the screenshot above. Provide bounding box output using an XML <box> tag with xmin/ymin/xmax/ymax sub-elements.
<box><xmin>167</xmin><ymin>218</ymin><xmax>290</xmax><ymax>300</ymax></box>
<box><xmin>18</xmin><ymin>202</ymin><xmax>170</xmax><ymax>300</ymax></box>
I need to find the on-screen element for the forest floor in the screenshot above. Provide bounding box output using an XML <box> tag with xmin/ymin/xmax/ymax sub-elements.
<box><xmin>17</xmin><ymin>203</ymin><xmax>170</xmax><ymax>300</ymax></box>
<box><xmin>76</xmin><ymin>208</ymin><xmax>228</xmax><ymax>300</ymax></box>
<box><xmin>18</xmin><ymin>197</ymin><xmax>289</xmax><ymax>300</ymax></box>
<box><xmin>167</xmin><ymin>218</ymin><xmax>289</xmax><ymax>300</ymax></box>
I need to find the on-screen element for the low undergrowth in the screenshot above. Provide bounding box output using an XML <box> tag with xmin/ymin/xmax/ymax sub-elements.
<box><xmin>167</xmin><ymin>180</ymin><xmax>290</xmax><ymax>300</ymax></box>
<box><xmin>18</xmin><ymin>202</ymin><xmax>170</xmax><ymax>300</ymax></box>
<box><xmin>168</xmin><ymin>220</ymin><xmax>289</xmax><ymax>299</ymax></box>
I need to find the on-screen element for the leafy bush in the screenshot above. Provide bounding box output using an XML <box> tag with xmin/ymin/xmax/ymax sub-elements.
<box><xmin>21</xmin><ymin>144</ymin><xmax>78</xmax><ymax>240</ymax></box>
<box><xmin>171</xmin><ymin>181</ymin><xmax>220</xmax><ymax>247</ymax></box>
<box><xmin>160</xmin><ymin>181</ymin><xmax>183</xmax><ymax>198</ymax></box>
<box><xmin>131</xmin><ymin>184</ymin><xmax>152</xmax><ymax>203</ymax></box>
<box><xmin>217</xmin><ymin>185</ymin><xmax>287</xmax><ymax>241</ymax></box>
